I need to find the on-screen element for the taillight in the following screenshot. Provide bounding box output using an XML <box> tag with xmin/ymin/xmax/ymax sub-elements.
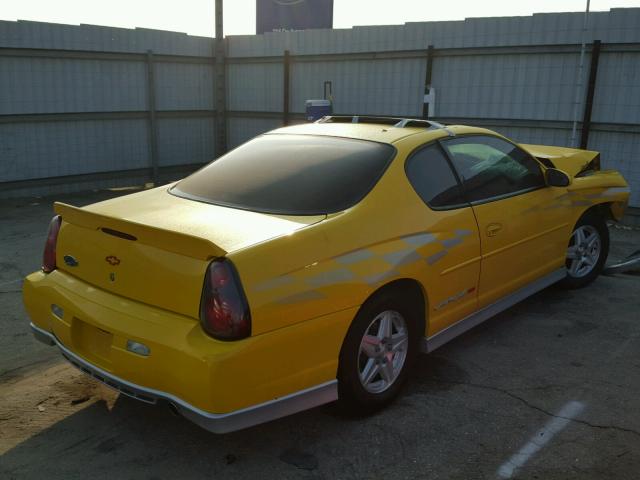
<box><xmin>200</xmin><ymin>259</ymin><xmax>251</xmax><ymax>340</ymax></box>
<box><xmin>42</xmin><ymin>215</ymin><xmax>62</xmax><ymax>273</ymax></box>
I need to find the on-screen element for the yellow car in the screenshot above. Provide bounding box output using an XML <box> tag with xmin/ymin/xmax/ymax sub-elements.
<box><xmin>24</xmin><ymin>116</ymin><xmax>630</xmax><ymax>433</ymax></box>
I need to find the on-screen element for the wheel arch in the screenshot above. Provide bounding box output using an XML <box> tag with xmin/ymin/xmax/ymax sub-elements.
<box><xmin>578</xmin><ymin>202</ymin><xmax>617</xmax><ymax>223</ymax></box>
<box><xmin>595</xmin><ymin>201</ymin><xmax>624</xmax><ymax>222</ymax></box>
<box><xmin>360</xmin><ymin>278</ymin><xmax>428</xmax><ymax>337</ymax></box>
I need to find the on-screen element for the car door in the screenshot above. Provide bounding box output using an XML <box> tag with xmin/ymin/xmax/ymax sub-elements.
<box><xmin>404</xmin><ymin>142</ymin><xmax>481</xmax><ymax>336</ymax></box>
<box><xmin>441</xmin><ymin>135</ymin><xmax>570</xmax><ymax>308</ymax></box>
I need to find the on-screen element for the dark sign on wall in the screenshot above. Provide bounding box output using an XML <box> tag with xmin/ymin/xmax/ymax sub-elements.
<box><xmin>256</xmin><ymin>0</ymin><xmax>334</xmax><ymax>34</ymax></box>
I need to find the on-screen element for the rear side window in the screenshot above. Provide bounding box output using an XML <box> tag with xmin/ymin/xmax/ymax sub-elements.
<box><xmin>442</xmin><ymin>135</ymin><xmax>545</xmax><ymax>203</ymax></box>
<box><xmin>171</xmin><ymin>134</ymin><xmax>395</xmax><ymax>215</ymax></box>
<box><xmin>405</xmin><ymin>144</ymin><xmax>467</xmax><ymax>209</ymax></box>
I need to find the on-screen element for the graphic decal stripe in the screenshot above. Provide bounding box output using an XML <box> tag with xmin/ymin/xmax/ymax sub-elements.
<box><xmin>363</xmin><ymin>269</ymin><xmax>401</xmax><ymax>286</ymax></box>
<box><xmin>401</xmin><ymin>232</ymin><xmax>437</xmax><ymax>246</ymax></box>
<box><xmin>275</xmin><ymin>290</ymin><xmax>326</xmax><ymax>304</ymax></box>
<box><xmin>254</xmin><ymin>275</ymin><xmax>295</xmax><ymax>292</ymax></box>
<box><xmin>427</xmin><ymin>250</ymin><xmax>448</xmax><ymax>265</ymax></box>
<box><xmin>441</xmin><ymin>237</ymin><xmax>463</xmax><ymax>248</ymax></box>
<box><xmin>335</xmin><ymin>249</ymin><xmax>375</xmax><ymax>264</ymax></box>
<box><xmin>261</xmin><ymin>229</ymin><xmax>474</xmax><ymax>303</ymax></box>
<box><xmin>383</xmin><ymin>249</ymin><xmax>422</xmax><ymax>267</ymax></box>
<box><xmin>306</xmin><ymin>268</ymin><xmax>354</xmax><ymax>287</ymax></box>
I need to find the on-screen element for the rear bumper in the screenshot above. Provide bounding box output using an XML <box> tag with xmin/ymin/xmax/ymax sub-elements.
<box><xmin>31</xmin><ymin>322</ymin><xmax>337</xmax><ymax>433</ymax></box>
<box><xmin>23</xmin><ymin>270</ymin><xmax>355</xmax><ymax>432</ymax></box>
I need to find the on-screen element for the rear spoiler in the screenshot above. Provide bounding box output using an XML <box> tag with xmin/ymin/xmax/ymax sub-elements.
<box><xmin>54</xmin><ymin>202</ymin><xmax>226</xmax><ymax>260</ymax></box>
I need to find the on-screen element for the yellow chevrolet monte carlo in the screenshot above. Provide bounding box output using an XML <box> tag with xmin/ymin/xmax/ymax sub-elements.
<box><xmin>24</xmin><ymin>116</ymin><xmax>630</xmax><ymax>433</ymax></box>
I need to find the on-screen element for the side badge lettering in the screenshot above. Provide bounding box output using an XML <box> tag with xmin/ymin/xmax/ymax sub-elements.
<box><xmin>435</xmin><ymin>287</ymin><xmax>476</xmax><ymax>311</ymax></box>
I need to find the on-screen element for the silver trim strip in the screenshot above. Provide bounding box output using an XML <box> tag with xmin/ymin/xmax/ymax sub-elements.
<box><xmin>29</xmin><ymin>323</ymin><xmax>338</xmax><ymax>433</ymax></box>
<box><xmin>422</xmin><ymin>268</ymin><xmax>565</xmax><ymax>353</ymax></box>
<box><xmin>31</xmin><ymin>324</ymin><xmax>55</xmax><ymax>346</ymax></box>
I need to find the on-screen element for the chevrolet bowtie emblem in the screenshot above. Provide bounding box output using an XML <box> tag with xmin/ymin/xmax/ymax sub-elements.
<box><xmin>105</xmin><ymin>255</ymin><xmax>121</xmax><ymax>266</ymax></box>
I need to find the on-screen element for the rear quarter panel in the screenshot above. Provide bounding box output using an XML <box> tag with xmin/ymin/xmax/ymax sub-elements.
<box><xmin>230</xmin><ymin>131</ymin><xmax>482</xmax><ymax>338</ymax></box>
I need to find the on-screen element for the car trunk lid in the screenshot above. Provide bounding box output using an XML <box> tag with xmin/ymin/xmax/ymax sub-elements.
<box><xmin>53</xmin><ymin>187</ymin><xmax>325</xmax><ymax>318</ymax></box>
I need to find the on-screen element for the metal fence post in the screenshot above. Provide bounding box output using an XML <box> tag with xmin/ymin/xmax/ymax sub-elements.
<box><xmin>580</xmin><ymin>40</ymin><xmax>602</xmax><ymax>150</ymax></box>
<box><xmin>283</xmin><ymin>50</ymin><xmax>291</xmax><ymax>126</ymax></box>
<box><xmin>282</xmin><ymin>50</ymin><xmax>291</xmax><ymax>125</ymax></box>
<box><xmin>146</xmin><ymin>50</ymin><xmax>159</xmax><ymax>185</ymax></box>
<box><xmin>215</xmin><ymin>0</ymin><xmax>227</xmax><ymax>156</ymax></box>
<box><xmin>422</xmin><ymin>45</ymin><xmax>434</xmax><ymax>119</ymax></box>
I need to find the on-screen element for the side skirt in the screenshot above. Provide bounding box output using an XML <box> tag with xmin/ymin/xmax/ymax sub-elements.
<box><xmin>422</xmin><ymin>268</ymin><xmax>566</xmax><ymax>353</ymax></box>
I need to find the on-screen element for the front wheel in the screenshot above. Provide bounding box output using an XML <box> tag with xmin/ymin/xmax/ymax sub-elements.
<box><xmin>560</xmin><ymin>211</ymin><xmax>609</xmax><ymax>289</ymax></box>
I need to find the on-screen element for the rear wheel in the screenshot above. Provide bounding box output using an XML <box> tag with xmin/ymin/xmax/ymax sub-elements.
<box><xmin>561</xmin><ymin>211</ymin><xmax>609</xmax><ymax>289</ymax></box>
<box><xmin>337</xmin><ymin>290</ymin><xmax>419</xmax><ymax>413</ymax></box>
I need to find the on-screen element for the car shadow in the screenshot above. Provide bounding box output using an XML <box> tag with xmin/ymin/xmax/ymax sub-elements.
<box><xmin>0</xmin><ymin>390</ymin><xmax>353</xmax><ymax>478</ymax></box>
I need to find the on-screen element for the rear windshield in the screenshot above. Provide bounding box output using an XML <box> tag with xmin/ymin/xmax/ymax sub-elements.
<box><xmin>170</xmin><ymin>134</ymin><xmax>395</xmax><ymax>215</ymax></box>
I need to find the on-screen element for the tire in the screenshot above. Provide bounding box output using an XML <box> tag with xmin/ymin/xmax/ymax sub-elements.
<box><xmin>560</xmin><ymin>210</ymin><xmax>609</xmax><ymax>289</ymax></box>
<box><xmin>337</xmin><ymin>289</ymin><xmax>420</xmax><ymax>414</ymax></box>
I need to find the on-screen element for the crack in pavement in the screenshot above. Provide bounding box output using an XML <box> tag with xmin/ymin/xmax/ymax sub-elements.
<box><xmin>432</xmin><ymin>379</ymin><xmax>640</xmax><ymax>439</ymax></box>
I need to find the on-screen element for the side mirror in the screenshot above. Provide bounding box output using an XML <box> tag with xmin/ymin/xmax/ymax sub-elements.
<box><xmin>546</xmin><ymin>168</ymin><xmax>571</xmax><ymax>187</ymax></box>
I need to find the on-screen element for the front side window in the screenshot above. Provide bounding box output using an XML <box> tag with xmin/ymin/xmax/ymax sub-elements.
<box><xmin>405</xmin><ymin>144</ymin><xmax>467</xmax><ymax>209</ymax></box>
<box><xmin>442</xmin><ymin>135</ymin><xmax>545</xmax><ymax>203</ymax></box>
<box><xmin>171</xmin><ymin>134</ymin><xmax>395</xmax><ymax>215</ymax></box>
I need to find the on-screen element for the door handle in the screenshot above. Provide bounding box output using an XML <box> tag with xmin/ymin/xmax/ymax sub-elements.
<box><xmin>486</xmin><ymin>223</ymin><xmax>502</xmax><ymax>237</ymax></box>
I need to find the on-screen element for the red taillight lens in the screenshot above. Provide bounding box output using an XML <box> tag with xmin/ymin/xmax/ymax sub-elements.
<box><xmin>42</xmin><ymin>215</ymin><xmax>62</xmax><ymax>273</ymax></box>
<box><xmin>200</xmin><ymin>259</ymin><xmax>251</xmax><ymax>340</ymax></box>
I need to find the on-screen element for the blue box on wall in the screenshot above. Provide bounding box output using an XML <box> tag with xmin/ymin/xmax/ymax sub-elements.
<box><xmin>305</xmin><ymin>99</ymin><xmax>332</xmax><ymax>121</ymax></box>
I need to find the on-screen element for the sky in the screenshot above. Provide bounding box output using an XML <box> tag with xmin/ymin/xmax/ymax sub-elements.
<box><xmin>1</xmin><ymin>0</ymin><xmax>639</xmax><ymax>37</ymax></box>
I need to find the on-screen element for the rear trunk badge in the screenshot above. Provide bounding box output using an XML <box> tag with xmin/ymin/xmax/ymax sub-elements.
<box><xmin>63</xmin><ymin>255</ymin><xmax>79</xmax><ymax>267</ymax></box>
<box><xmin>106</xmin><ymin>255</ymin><xmax>121</xmax><ymax>266</ymax></box>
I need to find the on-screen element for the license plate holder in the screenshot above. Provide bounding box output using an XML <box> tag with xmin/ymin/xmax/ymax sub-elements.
<box><xmin>72</xmin><ymin>319</ymin><xmax>113</xmax><ymax>363</ymax></box>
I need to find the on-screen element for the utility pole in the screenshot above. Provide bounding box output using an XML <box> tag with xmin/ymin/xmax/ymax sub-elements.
<box><xmin>215</xmin><ymin>0</ymin><xmax>227</xmax><ymax>157</ymax></box>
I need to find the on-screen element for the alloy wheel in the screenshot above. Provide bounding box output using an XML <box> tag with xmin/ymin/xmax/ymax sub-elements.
<box><xmin>358</xmin><ymin>310</ymin><xmax>409</xmax><ymax>394</ymax></box>
<box><xmin>567</xmin><ymin>225</ymin><xmax>601</xmax><ymax>278</ymax></box>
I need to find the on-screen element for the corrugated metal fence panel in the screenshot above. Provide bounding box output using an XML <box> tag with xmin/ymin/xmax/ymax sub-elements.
<box><xmin>0</xmin><ymin>20</ymin><xmax>213</xmax><ymax>56</ymax></box>
<box><xmin>5</xmin><ymin>10</ymin><xmax>640</xmax><ymax>59</ymax></box>
<box><xmin>0</xmin><ymin>57</ymin><xmax>147</xmax><ymax>114</ymax></box>
<box><xmin>0</xmin><ymin>20</ymin><xmax>217</xmax><ymax>199</ymax></box>
<box><xmin>154</xmin><ymin>62</ymin><xmax>215</xmax><ymax>111</ymax></box>
<box><xmin>227</xmin><ymin>63</ymin><xmax>283</xmax><ymax>112</ymax></box>
<box><xmin>432</xmin><ymin>53</ymin><xmax>581</xmax><ymax>122</ymax></box>
<box><xmin>290</xmin><ymin>58</ymin><xmax>425</xmax><ymax>116</ymax></box>
<box><xmin>228</xmin><ymin>117</ymin><xmax>282</xmax><ymax>149</ymax></box>
<box><xmin>0</xmin><ymin>119</ymin><xmax>149</xmax><ymax>182</ymax></box>
<box><xmin>589</xmin><ymin>130</ymin><xmax>640</xmax><ymax>207</ymax></box>
<box><xmin>484</xmin><ymin>125</ymin><xmax>572</xmax><ymax>148</ymax></box>
<box><xmin>592</xmin><ymin>52</ymin><xmax>640</xmax><ymax>125</ymax></box>
<box><xmin>227</xmin><ymin>9</ymin><xmax>640</xmax><ymax>58</ymax></box>
<box><xmin>157</xmin><ymin>117</ymin><xmax>215</xmax><ymax>166</ymax></box>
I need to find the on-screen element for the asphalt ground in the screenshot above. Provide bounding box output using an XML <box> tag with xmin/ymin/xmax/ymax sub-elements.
<box><xmin>1</xmin><ymin>188</ymin><xmax>639</xmax><ymax>479</ymax></box>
